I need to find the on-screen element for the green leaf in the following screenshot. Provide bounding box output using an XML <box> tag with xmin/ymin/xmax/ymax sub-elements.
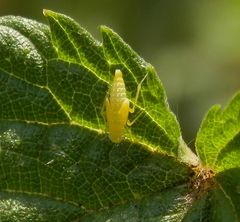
<box><xmin>196</xmin><ymin>92</ymin><xmax>240</xmax><ymax>170</ymax></box>
<box><xmin>195</xmin><ymin>92</ymin><xmax>240</xmax><ymax>221</ymax></box>
<box><xmin>214</xmin><ymin>169</ymin><xmax>240</xmax><ymax>220</ymax></box>
<box><xmin>81</xmin><ymin>186</ymin><xmax>192</xmax><ymax>222</ymax></box>
<box><xmin>0</xmin><ymin>10</ymin><xmax>195</xmax><ymax>221</ymax></box>
<box><xmin>0</xmin><ymin>192</ymin><xmax>83</xmax><ymax>222</ymax></box>
<box><xmin>43</xmin><ymin>9</ymin><xmax>183</xmax><ymax>155</ymax></box>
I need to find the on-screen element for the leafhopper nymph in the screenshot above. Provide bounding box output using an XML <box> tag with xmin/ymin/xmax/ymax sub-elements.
<box><xmin>103</xmin><ymin>69</ymin><xmax>148</xmax><ymax>143</ymax></box>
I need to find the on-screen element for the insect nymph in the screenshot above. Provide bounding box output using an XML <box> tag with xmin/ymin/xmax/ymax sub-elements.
<box><xmin>104</xmin><ymin>69</ymin><xmax>148</xmax><ymax>143</ymax></box>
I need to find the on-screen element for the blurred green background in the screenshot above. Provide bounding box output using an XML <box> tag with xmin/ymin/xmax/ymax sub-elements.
<box><xmin>1</xmin><ymin>0</ymin><xmax>240</xmax><ymax>146</ymax></box>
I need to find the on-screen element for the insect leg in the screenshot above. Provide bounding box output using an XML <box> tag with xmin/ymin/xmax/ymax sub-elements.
<box><xmin>127</xmin><ymin>110</ymin><xmax>144</xmax><ymax>126</ymax></box>
<box><xmin>129</xmin><ymin>72</ymin><xmax>148</xmax><ymax>113</ymax></box>
<box><xmin>101</xmin><ymin>93</ymin><xmax>109</xmax><ymax>125</ymax></box>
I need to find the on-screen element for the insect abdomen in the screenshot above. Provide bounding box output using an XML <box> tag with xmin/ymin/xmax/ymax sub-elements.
<box><xmin>106</xmin><ymin>70</ymin><xmax>130</xmax><ymax>143</ymax></box>
<box><xmin>109</xmin><ymin>71</ymin><xmax>127</xmax><ymax>106</ymax></box>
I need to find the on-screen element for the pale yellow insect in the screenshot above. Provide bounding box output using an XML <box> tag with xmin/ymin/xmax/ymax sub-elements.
<box><xmin>104</xmin><ymin>69</ymin><xmax>148</xmax><ymax>143</ymax></box>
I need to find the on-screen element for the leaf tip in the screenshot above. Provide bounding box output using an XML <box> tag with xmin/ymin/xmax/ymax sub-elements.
<box><xmin>43</xmin><ymin>9</ymin><xmax>49</xmax><ymax>16</ymax></box>
<box><xmin>100</xmin><ymin>25</ymin><xmax>110</xmax><ymax>34</ymax></box>
<box><xmin>43</xmin><ymin>9</ymin><xmax>56</xmax><ymax>18</ymax></box>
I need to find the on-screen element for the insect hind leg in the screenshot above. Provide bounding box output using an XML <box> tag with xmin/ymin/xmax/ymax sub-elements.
<box><xmin>127</xmin><ymin>110</ymin><xmax>144</xmax><ymax>126</ymax></box>
<box><xmin>101</xmin><ymin>94</ymin><xmax>110</xmax><ymax>131</ymax></box>
<box><xmin>129</xmin><ymin>72</ymin><xmax>148</xmax><ymax>113</ymax></box>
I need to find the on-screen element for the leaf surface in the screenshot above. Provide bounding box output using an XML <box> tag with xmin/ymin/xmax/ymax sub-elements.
<box><xmin>195</xmin><ymin>92</ymin><xmax>240</xmax><ymax>221</ymax></box>
<box><xmin>0</xmin><ymin>10</ymin><xmax>194</xmax><ymax>221</ymax></box>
